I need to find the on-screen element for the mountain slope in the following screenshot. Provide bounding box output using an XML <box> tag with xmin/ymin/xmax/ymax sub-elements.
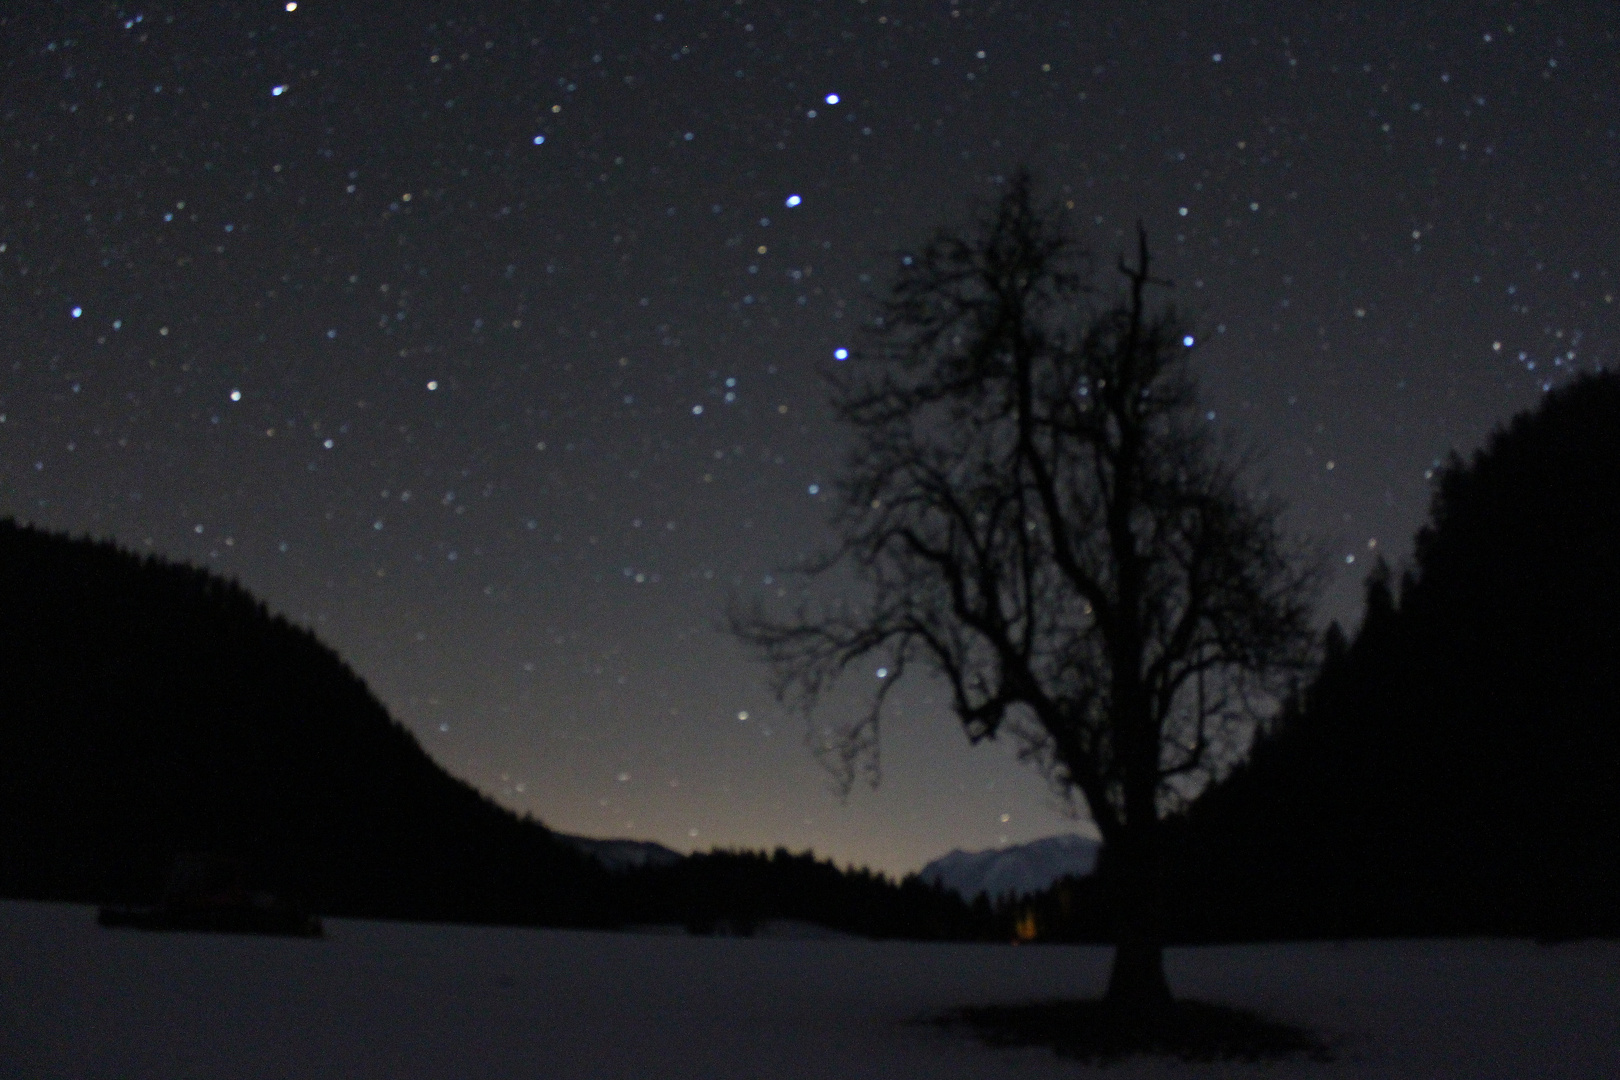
<box><xmin>0</xmin><ymin>520</ymin><xmax>609</xmax><ymax>925</ymax></box>
<box><xmin>919</xmin><ymin>834</ymin><xmax>1100</xmax><ymax>901</ymax></box>
<box><xmin>554</xmin><ymin>832</ymin><xmax>683</xmax><ymax>871</ymax></box>
<box><xmin>1161</xmin><ymin>372</ymin><xmax>1620</xmax><ymax>940</ymax></box>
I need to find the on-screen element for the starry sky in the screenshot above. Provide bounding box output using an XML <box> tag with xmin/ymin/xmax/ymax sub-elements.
<box><xmin>2</xmin><ymin>0</ymin><xmax>1616</xmax><ymax>875</ymax></box>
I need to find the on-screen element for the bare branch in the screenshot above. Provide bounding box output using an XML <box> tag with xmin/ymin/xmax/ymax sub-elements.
<box><xmin>727</xmin><ymin>169</ymin><xmax>1320</xmax><ymax>876</ymax></box>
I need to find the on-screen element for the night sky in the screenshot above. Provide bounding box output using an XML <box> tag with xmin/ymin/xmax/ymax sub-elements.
<box><xmin>2</xmin><ymin>1</ymin><xmax>1615</xmax><ymax>875</ymax></box>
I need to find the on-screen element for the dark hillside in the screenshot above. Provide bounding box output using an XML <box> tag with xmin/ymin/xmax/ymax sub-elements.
<box><xmin>1154</xmin><ymin>372</ymin><xmax>1620</xmax><ymax>941</ymax></box>
<box><xmin>0</xmin><ymin>520</ymin><xmax>610</xmax><ymax>926</ymax></box>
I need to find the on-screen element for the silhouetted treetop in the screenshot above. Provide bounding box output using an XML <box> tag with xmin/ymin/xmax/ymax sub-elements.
<box><xmin>1154</xmin><ymin>371</ymin><xmax>1620</xmax><ymax>941</ymax></box>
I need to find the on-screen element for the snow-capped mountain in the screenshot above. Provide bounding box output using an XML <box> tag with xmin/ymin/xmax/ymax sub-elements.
<box><xmin>552</xmin><ymin>832</ymin><xmax>683</xmax><ymax>871</ymax></box>
<box><xmin>918</xmin><ymin>834</ymin><xmax>1101</xmax><ymax>901</ymax></box>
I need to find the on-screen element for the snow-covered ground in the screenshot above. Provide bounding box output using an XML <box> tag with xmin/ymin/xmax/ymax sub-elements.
<box><xmin>3</xmin><ymin>899</ymin><xmax>1616</xmax><ymax>1078</ymax></box>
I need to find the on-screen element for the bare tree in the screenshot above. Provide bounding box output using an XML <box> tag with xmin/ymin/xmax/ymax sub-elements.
<box><xmin>732</xmin><ymin>172</ymin><xmax>1319</xmax><ymax>1016</ymax></box>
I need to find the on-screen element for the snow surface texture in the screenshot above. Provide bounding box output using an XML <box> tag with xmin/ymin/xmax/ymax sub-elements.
<box><xmin>4</xmin><ymin>900</ymin><xmax>1618</xmax><ymax>1079</ymax></box>
<box><xmin>919</xmin><ymin>834</ymin><xmax>1101</xmax><ymax>900</ymax></box>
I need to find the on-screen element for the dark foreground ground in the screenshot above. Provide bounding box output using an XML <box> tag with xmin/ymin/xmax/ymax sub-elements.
<box><xmin>3</xmin><ymin>900</ymin><xmax>1618</xmax><ymax>1079</ymax></box>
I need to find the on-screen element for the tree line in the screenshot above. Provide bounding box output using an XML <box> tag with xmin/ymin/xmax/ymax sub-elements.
<box><xmin>0</xmin><ymin>516</ymin><xmax>987</xmax><ymax>938</ymax></box>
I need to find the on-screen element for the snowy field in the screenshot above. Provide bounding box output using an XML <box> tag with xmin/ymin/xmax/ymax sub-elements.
<box><xmin>3</xmin><ymin>899</ymin><xmax>1617</xmax><ymax>1078</ymax></box>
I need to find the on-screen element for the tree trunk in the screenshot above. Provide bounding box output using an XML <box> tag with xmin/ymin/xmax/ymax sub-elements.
<box><xmin>1103</xmin><ymin>785</ymin><xmax>1173</xmax><ymax>1016</ymax></box>
<box><xmin>1105</xmin><ymin>935</ymin><xmax>1172</xmax><ymax>1016</ymax></box>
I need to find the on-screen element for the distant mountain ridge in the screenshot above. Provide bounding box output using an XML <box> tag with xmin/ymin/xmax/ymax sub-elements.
<box><xmin>554</xmin><ymin>833</ymin><xmax>682</xmax><ymax>871</ymax></box>
<box><xmin>919</xmin><ymin>834</ymin><xmax>1100</xmax><ymax>901</ymax></box>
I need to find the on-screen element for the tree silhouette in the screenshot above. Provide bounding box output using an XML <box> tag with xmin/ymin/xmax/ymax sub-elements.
<box><xmin>732</xmin><ymin>172</ymin><xmax>1318</xmax><ymax>1015</ymax></box>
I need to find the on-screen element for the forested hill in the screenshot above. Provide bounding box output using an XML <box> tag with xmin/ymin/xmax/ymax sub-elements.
<box><xmin>1156</xmin><ymin>371</ymin><xmax>1620</xmax><ymax>942</ymax></box>
<box><xmin>0</xmin><ymin>519</ymin><xmax>612</xmax><ymax>925</ymax></box>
